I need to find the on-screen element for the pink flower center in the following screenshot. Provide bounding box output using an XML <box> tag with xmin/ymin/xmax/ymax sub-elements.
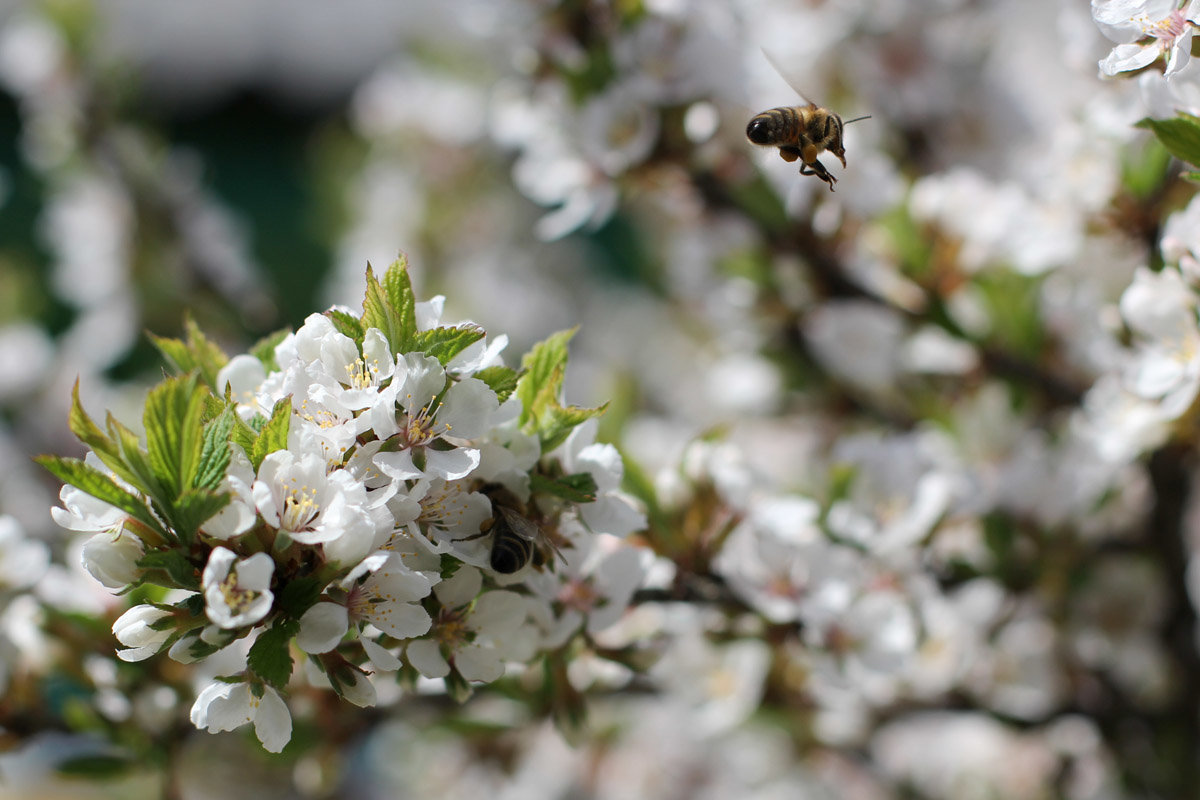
<box><xmin>558</xmin><ymin>578</ymin><xmax>600</xmax><ymax>613</ymax></box>
<box><xmin>1145</xmin><ymin>10</ymin><xmax>1188</xmax><ymax>42</ymax></box>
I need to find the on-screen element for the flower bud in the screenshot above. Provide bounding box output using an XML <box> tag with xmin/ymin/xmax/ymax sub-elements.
<box><xmin>81</xmin><ymin>529</ymin><xmax>144</xmax><ymax>589</ymax></box>
<box><xmin>113</xmin><ymin>604</ymin><xmax>172</xmax><ymax>662</ymax></box>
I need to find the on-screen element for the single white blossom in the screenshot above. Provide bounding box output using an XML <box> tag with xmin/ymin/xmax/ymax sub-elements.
<box><xmin>201</xmin><ymin>547</ymin><xmax>274</xmax><ymax>629</ymax></box>
<box><xmin>406</xmin><ymin>566</ymin><xmax>533</xmax><ymax>683</ymax></box>
<box><xmin>1093</xmin><ymin>0</ymin><xmax>1200</xmax><ymax>76</ymax></box>
<box><xmin>190</xmin><ymin>680</ymin><xmax>292</xmax><ymax>753</ymax></box>
<box><xmin>296</xmin><ymin>551</ymin><xmax>433</xmax><ymax>654</ymax></box>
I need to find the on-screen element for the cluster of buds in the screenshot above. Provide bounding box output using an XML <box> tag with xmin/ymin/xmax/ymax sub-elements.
<box><xmin>42</xmin><ymin>258</ymin><xmax>646</xmax><ymax>751</ymax></box>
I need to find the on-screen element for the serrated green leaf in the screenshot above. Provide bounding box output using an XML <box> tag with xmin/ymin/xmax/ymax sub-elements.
<box><xmin>326</xmin><ymin>309</ymin><xmax>365</xmax><ymax>343</ymax></box>
<box><xmin>174</xmin><ymin>593</ymin><xmax>206</xmax><ymax>617</ymax></box>
<box><xmin>1137</xmin><ymin>114</ymin><xmax>1200</xmax><ymax>167</ymax></box>
<box><xmin>537</xmin><ymin>401</ymin><xmax>608</xmax><ymax>453</ymax></box>
<box><xmin>179</xmin><ymin>634</ymin><xmax>223</xmax><ymax>662</ymax></box>
<box><xmin>382</xmin><ymin>254</ymin><xmax>417</xmax><ymax>345</ymax></box>
<box><xmin>195</xmin><ymin>406</ymin><xmax>235</xmax><ymax>491</ymax></box>
<box><xmin>36</xmin><ymin>455</ymin><xmax>168</xmax><ymax>540</ymax></box>
<box><xmin>149</xmin><ymin>316</ymin><xmax>229</xmax><ymax>389</ymax></box>
<box><xmin>109</xmin><ymin>416</ymin><xmax>175</xmax><ymax>528</ymax></box>
<box><xmin>231</xmin><ymin>415</ymin><xmax>258</xmax><ymax>456</ymax></box>
<box><xmin>516</xmin><ymin>328</ymin><xmax>577</xmax><ymax>427</ymax></box>
<box><xmin>174</xmin><ymin>488</ymin><xmax>231</xmax><ymax>542</ymax></box>
<box><xmin>531</xmin><ymin>471</ymin><xmax>599</xmax><ymax>503</ymax></box>
<box><xmin>144</xmin><ymin>373</ymin><xmax>208</xmax><ymax>498</ymax></box>
<box><xmin>249</xmin><ymin>327</ymin><xmax>292</xmax><ymax>372</ymax></box>
<box><xmin>250</xmin><ymin>398</ymin><xmax>292</xmax><ymax>472</ymax></box>
<box><xmin>203</xmin><ymin>392</ymin><xmax>227</xmax><ymax>421</ymax></box>
<box><xmin>68</xmin><ymin>381</ymin><xmax>138</xmax><ymax>486</ymax></box>
<box><xmin>148</xmin><ymin>334</ymin><xmax>192</xmax><ymax>377</ymax></box>
<box><xmin>248</xmin><ymin>619</ymin><xmax>298</xmax><ymax>690</ymax></box>
<box><xmin>474</xmin><ymin>365</ymin><xmax>520</xmax><ymax>404</ymax></box>
<box><xmin>277</xmin><ymin>576</ymin><xmax>325</xmax><ymax>618</ymax></box>
<box><xmin>361</xmin><ymin>258</ymin><xmax>417</xmax><ymax>356</ymax></box>
<box><xmin>411</xmin><ymin>324</ymin><xmax>486</xmax><ymax>365</ymax></box>
<box><xmin>137</xmin><ymin>548</ymin><xmax>200</xmax><ymax>591</ymax></box>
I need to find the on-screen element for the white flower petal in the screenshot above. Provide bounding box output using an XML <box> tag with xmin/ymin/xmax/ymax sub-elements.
<box><xmin>455</xmin><ymin>643</ymin><xmax>504</xmax><ymax>683</ymax></box>
<box><xmin>433</xmin><ymin>565</ymin><xmax>482</xmax><ymax>607</ymax></box>
<box><xmin>252</xmin><ymin>687</ymin><xmax>293</xmax><ymax>753</ymax></box>
<box><xmin>469</xmin><ymin>591</ymin><xmax>528</xmax><ymax>638</ymax></box>
<box><xmin>406</xmin><ymin>639</ymin><xmax>450</xmax><ymax>678</ymax></box>
<box><xmin>423</xmin><ymin>447</ymin><xmax>482</xmax><ymax>481</ymax></box>
<box><xmin>296</xmin><ymin>602</ymin><xmax>350</xmax><ymax>654</ymax></box>
<box><xmin>1100</xmin><ymin>42</ymin><xmax>1161</xmax><ymax>75</ymax></box>
<box><xmin>436</xmin><ymin>378</ymin><xmax>499</xmax><ymax>440</ymax></box>
<box><xmin>362</xmin><ymin>638</ymin><xmax>403</xmax><ymax>671</ymax></box>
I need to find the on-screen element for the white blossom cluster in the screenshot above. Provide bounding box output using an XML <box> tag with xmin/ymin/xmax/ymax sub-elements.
<box><xmin>50</xmin><ymin>271</ymin><xmax>646</xmax><ymax>753</ymax></box>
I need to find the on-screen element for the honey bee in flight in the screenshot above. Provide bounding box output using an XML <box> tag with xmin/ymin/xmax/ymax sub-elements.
<box><xmin>745</xmin><ymin>53</ymin><xmax>870</xmax><ymax>191</ymax></box>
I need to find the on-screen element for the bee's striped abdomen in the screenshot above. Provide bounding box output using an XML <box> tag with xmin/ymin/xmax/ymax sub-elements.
<box><xmin>746</xmin><ymin>106</ymin><xmax>804</xmax><ymax>146</ymax></box>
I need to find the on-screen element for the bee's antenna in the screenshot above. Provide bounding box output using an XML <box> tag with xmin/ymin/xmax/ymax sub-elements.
<box><xmin>844</xmin><ymin>115</ymin><xmax>872</xmax><ymax>125</ymax></box>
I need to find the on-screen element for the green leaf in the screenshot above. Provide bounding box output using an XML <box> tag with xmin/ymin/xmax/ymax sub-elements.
<box><xmin>173</xmin><ymin>488</ymin><xmax>231</xmax><ymax>542</ymax></box>
<box><xmin>108</xmin><ymin>417</ymin><xmax>158</xmax><ymax>494</ymax></box>
<box><xmin>474</xmin><ymin>365</ymin><xmax>520</xmax><ymax>404</ymax></box>
<box><xmin>137</xmin><ymin>548</ymin><xmax>200</xmax><ymax>591</ymax></box>
<box><xmin>248</xmin><ymin>619</ymin><xmax>298</xmax><ymax>690</ymax></box>
<box><xmin>195</xmin><ymin>406</ymin><xmax>235</xmax><ymax>491</ymax></box>
<box><xmin>174</xmin><ymin>592</ymin><xmax>206</xmax><ymax>618</ymax></box>
<box><xmin>360</xmin><ymin>258</ymin><xmax>416</xmax><ymax>355</ymax></box>
<box><xmin>326</xmin><ymin>309</ymin><xmax>365</xmax><ymax>343</ymax></box>
<box><xmin>36</xmin><ymin>455</ymin><xmax>168</xmax><ymax>540</ymax></box>
<box><xmin>531</xmin><ymin>471</ymin><xmax>599</xmax><ymax>503</ymax></box>
<box><xmin>249</xmin><ymin>327</ymin><xmax>292</xmax><ymax>372</ymax></box>
<box><xmin>1136</xmin><ymin>114</ymin><xmax>1200</xmax><ymax>167</ymax></box>
<box><xmin>516</xmin><ymin>328</ymin><xmax>577</xmax><ymax>427</ymax></box>
<box><xmin>410</xmin><ymin>324</ymin><xmax>486</xmax><ymax>365</ymax></box>
<box><xmin>230</xmin><ymin>415</ymin><xmax>258</xmax><ymax>457</ymax></box>
<box><xmin>513</xmin><ymin>329</ymin><xmax>606</xmax><ymax>451</ymax></box>
<box><xmin>382</xmin><ymin>254</ymin><xmax>417</xmax><ymax>344</ymax></box>
<box><xmin>149</xmin><ymin>316</ymin><xmax>229</xmax><ymax>389</ymax></box>
<box><xmin>144</xmin><ymin>373</ymin><xmax>208</xmax><ymax>498</ymax></box>
<box><xmin>176</xmin><ymin>634</ymin><xmax>223</xmax><ymax>663</ymax></box>
<box><xmin>250</xmin><ymin>398</ymin><xmax>292</xmax><ymax>472</ymax></box>
<box><xmin>537</xmin><ymin>401</ymin><xmax>608</xmax><ymax>453</ymax></box>
<box><xmin>67</xmin><ymin>380</ymin><xmax>137</xmax><ymax>486</ymax></box>
<box><xmin>276</xmin><ymin>576</ymin><xmax>325</xmax><ymax>618</ymax></box>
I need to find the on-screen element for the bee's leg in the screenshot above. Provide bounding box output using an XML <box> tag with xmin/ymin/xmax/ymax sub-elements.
<box><xmin>778</xmin><ymin>145</ymin><xmax>802</xmax><ymax>163</ymax></box>
<box><xmin>800</xmin><ymin>159</ymin><xmax>837</xmax><ymax>191</ymax></box>
<box><xmin>452</xmin><ymin>529</ymin><xmax>491</xmax><ymax>543</ymax></box>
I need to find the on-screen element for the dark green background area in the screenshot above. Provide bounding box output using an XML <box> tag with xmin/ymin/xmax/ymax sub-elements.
<box><xmin>156</xmin><ymin>91</ymin><xmax>333</xmax><ymax>330</ymax></box>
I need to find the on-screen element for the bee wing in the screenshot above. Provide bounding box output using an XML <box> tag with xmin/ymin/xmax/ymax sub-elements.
<box><xmin>495</xmin><ymin>506</ymin><xmax>539</xmax><ymax>542</ymax></box>
<box><xmin>498</xmin><ymin>506</ymin><xmax>570</xmax><ymax>566</ymax></box>
<box><xmin>759</xmin><ymin>47</ymin><xmax>820</xmax><ymax>108</ymax></box>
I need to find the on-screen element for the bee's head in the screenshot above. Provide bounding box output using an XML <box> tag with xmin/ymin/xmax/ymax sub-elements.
<box><xmin>746</xmin><ymin>116</ymin><xmax>773</xmax><ymax>144</ymax></box>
